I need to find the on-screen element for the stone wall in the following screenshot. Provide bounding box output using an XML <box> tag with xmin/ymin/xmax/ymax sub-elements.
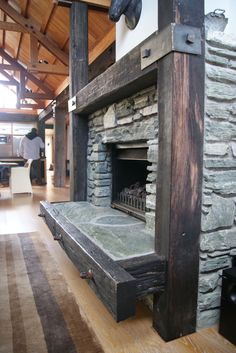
<box><xmin>197</xmin><ymin>31</ymin><xmax>236</xmax><ymax>329</ymax></box>
<box><xmin>86</xmin><ymin>29</ymin><xmax>236</xmax><ymax>331</ymax></box>
<box><xmin>87</xmin><ymin>85</ymin><xmax>158</xmax><ymax>231</ymax></box>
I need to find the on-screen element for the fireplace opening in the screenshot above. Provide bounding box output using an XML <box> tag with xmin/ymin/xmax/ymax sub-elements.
<box><xmin>111</xmin><ymin>143</ymin><xmax>151</xmax><ymax>221</ymax></box>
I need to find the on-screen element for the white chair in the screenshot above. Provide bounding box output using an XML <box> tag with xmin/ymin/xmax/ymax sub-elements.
<box><xmin>10</xmin><ymin>159</ymin><xmax>33</xmax><ymax>195</ymax></box>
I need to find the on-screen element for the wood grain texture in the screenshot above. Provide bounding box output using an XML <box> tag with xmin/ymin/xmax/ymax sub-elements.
<box><xmin>73</xmin><ymin>33</ymin><xmax>158</xmax><ymax>115</ymax></box>
<box><xmin>153</xmin><ymin>0</ymin><xmax>205</xmax><ymax>342</ymax></box>
<box><xmin>54</xmin><ymin>107</ymin><xmax>67</xmax><ymax>187</ymax></box>
<box><xmin>0</xmin><ymin>182</ymin><xmax>234</xmax><ymax>353</ymax></box>
<box><xmin>69</xmin><ymin>2</ymin><xmax>88</xmax><ymax>201</ymax></box>
<box><xmin>40</xmin><ymin>201</ymin><xmax>137</xmax><ymax>322</ymax></box>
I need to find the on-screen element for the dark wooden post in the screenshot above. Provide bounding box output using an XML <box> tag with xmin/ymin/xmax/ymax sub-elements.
<box><xmin>54</xmin><ymin>107</ymin><xmax>66</xmax><ymax>187</ymax></box>
<box><xmin>153</xmin><ymin>0</ymin><xmax>205</xmax><ymax>341</ymax></box>
<box><xmin>37</xmin><ymin>120</ymin><xmax>46</xmax><ymax>184</ymax></box>
<box><xmin>69</xmin><ymin>1</ymin><xmax>88</xmax><ymax>201</ymax></box>
<box><xmin>37</xmin><ymin>120</ymin><xmax>45</xmax><ymax>143</ymax></box>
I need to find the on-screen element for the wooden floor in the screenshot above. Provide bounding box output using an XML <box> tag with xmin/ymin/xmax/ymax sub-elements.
<box><xmin>0</xmin><ymin>174</ymin><xmax>235</xmax><ymax>353</ymax></box>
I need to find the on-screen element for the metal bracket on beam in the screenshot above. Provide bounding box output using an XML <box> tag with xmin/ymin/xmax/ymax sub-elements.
<box><xmin>141</xmin><ymin>23</ymin><xmax>202</xmax><ymax>70</ymax></box>
<box><xmin>68</xmin><ymin>97</ymin><xmax>76</xmax><ymax>112</ymax></box>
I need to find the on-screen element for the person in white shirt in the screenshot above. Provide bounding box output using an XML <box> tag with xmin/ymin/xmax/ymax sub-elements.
<box><xmin>19</xmin><ymin>128</ymin><xmax>45</xmax><ymax>184</ymax></box>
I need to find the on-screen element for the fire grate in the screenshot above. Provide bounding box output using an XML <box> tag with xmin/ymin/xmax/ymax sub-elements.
<box><xmin>112</xmin><ymin>182</ymin><xmax>146</xmax><ymax>221</ymax></box>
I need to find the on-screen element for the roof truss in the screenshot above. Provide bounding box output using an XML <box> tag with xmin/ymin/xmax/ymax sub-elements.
<box><xmin>0</xmin><ymin>0</ymin><xmax>69</xmax><ymax>65</ymax></box>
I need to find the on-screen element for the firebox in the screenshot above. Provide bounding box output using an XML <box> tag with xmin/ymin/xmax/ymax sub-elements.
<box><xmin>111</xmin><ymin>142</ymin><xmax>151</xmax><ymax>221</ymax></box>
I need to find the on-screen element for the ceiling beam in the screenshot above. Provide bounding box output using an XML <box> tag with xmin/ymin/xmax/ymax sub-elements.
<box><xmin>0</xmin><ymin>68</ymin><xmax>19</xmax><ymax>85</ymax></box>
<box><xmin>78</xmin><ymin>0</ymin><xmax>110</xmax><ymax>7</ymax></box>
<box><xmin>15</xmin><ymin>0</ymin><xmax>29</xmax><ymax>60</ymax></box>
<box><xmin>19</xmin><ymin>103</ymin><xmax>46</xmax><ymax>109</ymax></box>
<box><xmin>0</xmin><ymin>21</ymin><xmax>28</xmax><ymax>32</ymax></box>
<box><xmin>21</xmin><ymin>92</ymin><xmax>54</xmax><ymax>100</ymax></box>
<box><xmin>28</xmin><ymin>63</ymin><xmax>69</xmax><ymax>75</ymax></box>
<box><xmin>0</xmin><ymin>0</ymin><xmax>69</xmax><ymax>66</ymax></box>
<box><xmin>53</xmin><ymin>0</ymin><xmax>110</xmax><ymax>8</ymax></box>
<box><xmin>0</xmin><ymin>79</ymin><xmax>18</xmax><ymax>85</ymax></box>
<box><xmin>0</xmin><ymin>63</ymin><xmax>19</xmax><ymax>70</ymax></box>
<box><xmin>0</xmin><ymin>48</ymin><xmax>53</xmax><ymax>95</ymax></box>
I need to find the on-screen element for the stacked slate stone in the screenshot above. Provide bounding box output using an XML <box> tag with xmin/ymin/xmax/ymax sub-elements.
<box><xmin>87</xmin><ymin>85</ymin><xmax>158</xmax><ymax>232</ymax></box>
<box><xmin>197</xmin><ymin>30</ymin><xmax>236</xmax><ymax>329</ymax></box>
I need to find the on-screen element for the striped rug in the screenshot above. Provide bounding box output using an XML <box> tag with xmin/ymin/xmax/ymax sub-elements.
<box><xmin>0</xmin><ymin>233</ymin><xmax>104</xmax><ymax>353</ymax></box>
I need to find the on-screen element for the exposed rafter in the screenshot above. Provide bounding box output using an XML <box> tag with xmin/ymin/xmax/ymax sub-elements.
<box><xmin>0</xmin><ymin>21</ymin><xmax>28</xmax><ymax>32</ymax></box>
<box><xmin>28</xmin><ymin>63</ymin><xmax>69</xmax><ymax>75</ymax></box>
<box><xmin>0</xmin><ymin>63</ymin><xmax>19</xmax><ymax>70</ymax></box>
<box><xmin>0</xmin><ymin>0</ymin><xmax>69</xmax><ymax>66</ymax></box>
<box><xmin>0</xmin><ymin>48</ymin><xmax>53</xmax><ymax>96</ymax></box>
<box><xmin>16</xmin><ymin>0</ymin><xmax>29</xmax><ymax>60</ymax></box>
<box><xmin>0</xmin><ymin>79</ymin><xmax>18</xmax><ymax>85</ymax></box>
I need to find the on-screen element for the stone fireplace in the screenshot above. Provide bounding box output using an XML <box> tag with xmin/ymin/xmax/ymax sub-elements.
<box><xmin>87</xmin><ymin>85</ymin><xmax>158</xmax><ymax>233</ymax></box>
<box><xmin>111</xmin><ymin>142</ymin><xmax>150</xmax><ymax>220</ymax></box>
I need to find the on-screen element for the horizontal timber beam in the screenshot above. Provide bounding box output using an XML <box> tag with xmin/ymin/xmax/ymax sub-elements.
<box><xmin>19</xmin><ymin>103</ymin><xmax>46</xmax><ymax>109</ymax></box>
<box><xmin>28</xmin><ymin>63</ymin><xmax>69</xmax><ymax>75</ymax></box>
<box><xmin>69</xmin><ymin>32</ymin><xmax>157</xmax><ymax>115</ymax></box>
<box><xmin>0</xmin><ymin>48</ymin><xmax>53</xmax><ymax>96</ymax></box>
<box><xmin>0</xmin><ymin>79</ymin><xmax>18</xmax><ymax>85</ymax></box>
<box><xmin>0</xmin><ymin>112</ymin><xmax>37</xmax><ymax>122</ymax></box>
<box><xmin>39</xmin><ymin>41</ymin><xmax>115</xmax><ymax>121</ymax></box>
<box><xmin>53</xmin><ymin>0</ymin><xmax>110</xmax><ymax>8</ymax></box>
<box><xmin>0</xmin><ymin>0</ymin><xmax>69</xmax><ymax>66</ymax></box>
<box><xmin>0</xmin><ymin>21</ymin><xmax>28</xmax><ymax>32</ymax></box>
<box><xmin>0</xmin><ymin>63</ymin><xmax>19</xmax><ymax>71</ymax></box>
<box><xmin>21</xmin><ymin>92</ymin><xmax>54</xmax><ymax>100</ymax></box>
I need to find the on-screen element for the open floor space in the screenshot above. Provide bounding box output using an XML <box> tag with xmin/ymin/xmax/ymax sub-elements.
<box><xmin>0</xmin><ymin>179</ymin><xmax>235</xmax><ymax>353</ymax></box>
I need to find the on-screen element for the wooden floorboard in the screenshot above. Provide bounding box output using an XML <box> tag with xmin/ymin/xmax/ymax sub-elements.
<box><xmin>0</xmin><ymin>173</ymin><xmax>235</xmax><ymax>353</ymax></box>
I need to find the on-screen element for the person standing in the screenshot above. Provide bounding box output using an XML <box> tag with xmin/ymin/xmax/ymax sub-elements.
<box><xmin>19</xmin><ymin>128</ymin><xmax>45</xmax><ymax>184</ymax></box>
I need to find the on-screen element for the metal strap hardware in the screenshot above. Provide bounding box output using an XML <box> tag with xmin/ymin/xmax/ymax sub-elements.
<box><xmin>80</xmin><ymin>269</ymin><xmax>93</xmax><ymax>280</ymax></box>
<box><xmin>141</xmin><ymin>23</ymin><xmax>202</xmax><ymax>70</ymax></box>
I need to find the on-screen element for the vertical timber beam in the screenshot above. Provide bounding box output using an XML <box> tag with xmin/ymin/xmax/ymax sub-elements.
<box><xmin>69</xmin><ymin>1</ymin><xmax>88</xmax><ymax>201</ymax></box>
<box><xmin>54</xmin><ymin>107</ymin><xmax>66</xmax><ymax>187</ymax></box>
<box><xmin>153</xmin><ymin>0</ymin><xmax>205</xmax><ymax>341</ymax></box>
<box><xmin>37</xmin><ymin>120</ymin><xmax>46</xmax><ymax>184</ymax></box>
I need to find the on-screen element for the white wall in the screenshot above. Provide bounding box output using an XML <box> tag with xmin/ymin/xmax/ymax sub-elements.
<box><xmin>205</xmin><ymin>0</ymin><xmax>236</xmax><ymax>35</ymax></box>
<box><xmin>115</xmin><ymin>0</ymin><xmax>236</xmax><ymax>61</ymax></box>
<box><xmin>116</xmin><ymin>0</ymin><xmax>158</xmax><ymax>61</ymax></box>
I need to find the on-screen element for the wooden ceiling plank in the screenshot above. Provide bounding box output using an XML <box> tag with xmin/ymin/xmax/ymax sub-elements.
<box><xmin>15</xmin><ymin>0</ymin><xmax>29</xmax><ymax>78</ymax></box>
<box><xmin>89</xmin><ymin>26</ymin><xmax>115</xmax><ymax>64</ymax></box>
<box><xmin>0</xmin><ymin>48</ymin><xmax>53</xmax><ymax>95</ymax></box>
<box><xmin>0</xmin><ymin>0</ymin><xmax>69</xmax><ymax>66</ymax></box>
<box><xmin>41</xmin><ymin>3</ymin><xmax>56</xmax><ymax>33</ymax></box>
<box><xmin>36</xmin><ymin>37</ymin><xmax>69</xmax><ymax>92</ymax></box>
<box><xmin>0</xmin><ymin>21</ymin><xmax>28</xmax><ymax>32</ymax></box>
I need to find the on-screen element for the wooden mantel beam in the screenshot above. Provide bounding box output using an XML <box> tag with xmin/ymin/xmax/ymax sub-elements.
<box><xmin>0</xmin><ymin>0</ymin><xmax>69</xmax><ymax>66</ymax></box>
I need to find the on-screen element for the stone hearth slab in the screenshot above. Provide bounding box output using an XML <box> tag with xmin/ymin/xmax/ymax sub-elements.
<box><xmin>54</xmin><ymin>201</ymin><xmax>154</xmax><ymax>260</ymax></box>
